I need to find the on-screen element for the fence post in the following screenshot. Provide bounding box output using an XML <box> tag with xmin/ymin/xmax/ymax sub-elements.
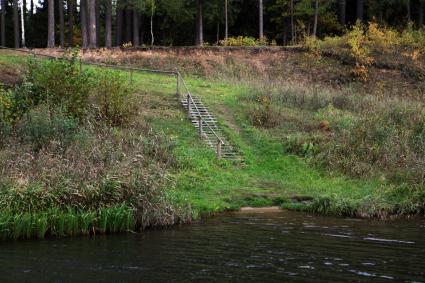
<box><xmin>176</xmin><ymin>73</ymin><xmax>181</xmax><ymax>99</ymax></box>
<box><xmin>187</xmin><ymin>94</ymin><xmax>191</xmax><ymax>117</ymax></box>
<box><xmin>198</xmin><ymin>116</ymin><xmax>203</xmax><ymax>137</ymax></box>
<box><xmin>130</xmin><ymin>69</ymin><xmax>133</xmax><ymax>84</ymax></box>
<box><xmin>216</xmin><ymin>140</ymin><xmax>222</xmax><ymax>160</ymax></box>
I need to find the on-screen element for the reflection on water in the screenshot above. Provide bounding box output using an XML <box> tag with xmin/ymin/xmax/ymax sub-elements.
<box><xmin>0</xmin><ymin>210</ymin><xmax>424</xmax><ymax>282</ymax></box>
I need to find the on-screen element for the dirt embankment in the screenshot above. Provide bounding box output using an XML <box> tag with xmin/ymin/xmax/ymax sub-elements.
<box><xmin>30</xmin><ymin>47</ymin><xmax>425</xmax><ymax>99</ymax></box>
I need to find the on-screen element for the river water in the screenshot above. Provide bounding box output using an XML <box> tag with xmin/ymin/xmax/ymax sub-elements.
<box><xmin>0</xmin><ymin>210</ymin><xmax>424</xmax><ymax>282</ymax></box>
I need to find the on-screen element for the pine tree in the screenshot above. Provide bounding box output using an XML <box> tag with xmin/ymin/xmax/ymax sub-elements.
<box><xmin>1</xmin><ymin>0</ymin><xmax>6</xmax><ymax>46</ymax></box>
<box><xmin>105</xmin><ymin>0</ymin><xmax>112</xmax><ymax>48</ymax></box>
<box><xmin>80</xmin><ymin>0</ymin><xmax>88</xmax><ymax>48</ymax></box>
<box><xmin>59</xmin><ymin>0</ymin><xmax>65</xmax><ymax>48</ymax></box>
<box><xmin>68</xmin><ymin>0</ymin><xmax>74</xmax><ymax>47</ymax></box>
<box><xmin>88</xmin><ymin>0</ymin><xmax>97</xmax><ymax>48</ymax></box>
<box><xmin>195</xmin><ymin>0</ymin><xmax>203</xmax><ymax>46</ymax></box>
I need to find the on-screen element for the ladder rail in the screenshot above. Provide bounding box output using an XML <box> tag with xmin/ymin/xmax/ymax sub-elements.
<box><xmin>178</xmin><ymin>72</ymin><xmax>225</xmax><ymax>145</ymax></box>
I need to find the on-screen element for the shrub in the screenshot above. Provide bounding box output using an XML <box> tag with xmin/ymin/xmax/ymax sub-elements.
<box><xmin>219</xmin><ymin>36</ymin><xmax>269</xmax><ymax>47</ymax></box>
<box><xmin>305</xmin><ymin>21</ymin><xmax>425</xmax><ymax>83</ymax></box>
<box><xmin>17</xmin><ymin>104</ymin><xmax>80</xmax><ymax>151</ymax></box>
<box><xmin>0</xmin><ymin>86</ymin><xmax>13</xmax><ymax>145</ymax></box>
<box><xmin>347</xmin><ymin>21</ymin><xmax>373</xmax><ymax>81</ymax></box>
<box><xmin>89</xmin><ymin>70</ymin><xmax>134</xmax><ymax>126</ymax></box>
<box><xmin>8</xmin><ymin>80</ymin><xmax>35</xmax><ymax>120</ymax></box>
<box><xmin>248</xmin><ymin>94</ymin><xmax>280</xmax><ymax>128</ymax></box>
<box><xmin>25</xmin><ymin>54</ymin><xmax>93</xmax><ymax>118</ymax></box>
<box><xmin>283</xmin><ymin>134</ymin><xmax>321</xmax><ymax>157</ymax></box>
<box><xmin>319</xmin><ymin>105</ymin><xmax>425</xmax><ymax>186</ymax></box>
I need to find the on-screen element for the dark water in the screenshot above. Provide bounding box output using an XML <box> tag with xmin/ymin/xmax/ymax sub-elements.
<box><xmin>0</xmin><ymin>210</ymin><xmax>424</xmax><ymax>282</ymax></box>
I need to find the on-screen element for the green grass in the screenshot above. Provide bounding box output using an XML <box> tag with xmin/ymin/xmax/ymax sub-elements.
<box><xmin>0</xmin><ymin>206</ymin><xmax>135</xmax><ymax>240</ymax></box>
<box><xmin>0</xmin><ymin>50</ymin><xmax>419</xmax><ymax>223</ymax></box>
<box><xmin>122</xmin><ymin>69</ymin><xmax>392</xmax><ymax>218</ymax></box>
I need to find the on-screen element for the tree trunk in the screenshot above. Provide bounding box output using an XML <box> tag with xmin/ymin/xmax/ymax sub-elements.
<box><xmin>420</xmin><ymin>1</ymin><xmax>424</xmax><ymax>27</ymax></box>
<box><xmin>30</xmin><ymin>0</ymin><xmax>33</xmax><ymax>17</ymax></box>
<box><xmin>338</xmin><ymin>0</ymin><xmax>346</xmax><ymax>25</ymax></box>
<box><xmin>22</xmin><ymin>0</ymin><xmax>26</xmax><ymax>45</ymax></box>
<box><xmin>356</xmin><ymin>0</ymin><xmax>364</xmax><ymax>21</ymax></box>
<box><xmin>68</xmin><ymin>0</ymin><xmax>74</xmax><ymax>47</ymax></box>
<box><xmin>407</xmin><ymin>0</ymin><xmax>411</xmax><ymax>22</ymax></box>
<box><xmin>20</xmin><ymin>0</ymin><xmax>25</xmax><ymax>47</ymax></box>
<box><xmin>140</xmin><ymin>13</ymin><xmax>145</xmax><ymax>45</ymax></box>
<box><xmin>13</xmin><ymin>0</ymin><xmax>19</xmax><ymax>48</ymax></box>
<box><xmin>216</xmin><ymin>22</ymin><xmax>219</xmax><ymax>43</ymax></box>
<box><xmin>59</xmin><ymin>0</ymin><xmax>64</xmax><ymax>48</ymax></box>
<box><xmin>95</xmin><ymin>0</ymin><xmax>100</xmax><ymax>47</ymax></box>
<box><xmin>195</xmin><ymin>0</ymin><xmax>203</xmax><ymax>46</ymax></box>
<box><xmin>80</xmin><ymin>0</ymin><xmax>88</xmax><ymax>48</ymax></box>
<box><xmin>125</xmin><ymin>9</ymin><xmax>131</xmax><ymax>43</ymax></box>
<box><xmin>150</xmin><ymin>4</ymin><xmax>154</xmax><ymax>46</ymax></box>
<box><xmin>88</xmin><ymin>0</ymin><xmax>96</xmax><ymax>48</ymax></box>
<box><xmin>224</xmin><ymin>0</ymin><xmax>228</xmax><ymax>40</ymax></box>
<box><xmin>47</xmin><ymin>0</ymin><xmax>55</xmax><ymax>47</ymax></box>
<box><xmin>116</xmin><ymin>4</ymin><xmax>123</xmax><ymax>46</ymax></box>
<box><xmin>290</xmin><ymin>0</ymin><xmax>294</xmax><ymax>44</ymax></box>
<box><xmin>259</xmin><ymin>0</ymin><xmax>263</xmax><ymax>38</ymax></box>
<box><xmin>1</xmin><ymin>0</ymin><xmax>6</xmax><ymax>46</ymax></box>
<box><xmin>105</xmin><ymin>0</ymin><xmax>112</xmax><ymax>48</ymax></box>
<box><xmin>133</xmin><ymin>10</ymin><xmax>139</xmax><ymax>47</ymax></box>
<box><xmin>313</xmin><ymin>0</ymin><xmax>318</xmax><ymax>37</ymax></box>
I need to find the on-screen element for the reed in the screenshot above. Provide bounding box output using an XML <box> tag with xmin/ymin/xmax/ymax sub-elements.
<box><xmin>0</xmin><ymin>206</ymin><xmax>138</xmax><ymax>240</ymax></box>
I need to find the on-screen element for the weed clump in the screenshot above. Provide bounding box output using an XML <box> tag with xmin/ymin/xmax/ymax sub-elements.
<box><xmin>243</xmin><ymin>82</ymin><xmax>425</xmax><ymax>210</ymax></box>
<box><xmin>319</xmin><ymin>105</ymin><xmax>425</xmax><ymax>187</ymax></box>
<box><xmin>16</xmin><ymin>105</ymin><xmax>80</xmax><ymax>151</ymax></box>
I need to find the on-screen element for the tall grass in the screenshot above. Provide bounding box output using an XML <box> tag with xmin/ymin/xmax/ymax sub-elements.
<box><xmin>242</xmin><ymin>81</ymin><xmax>425</xmax><ymax>215</ymax></box>
<box><xmin>0</xmin><ymin>206</ymin><xmax>137</xmax><ymax>240</ymax></box>
<box><xmin>0</xmin><ymin>53</ymin><xmax>192</xmax><ymax>240</ymax></box>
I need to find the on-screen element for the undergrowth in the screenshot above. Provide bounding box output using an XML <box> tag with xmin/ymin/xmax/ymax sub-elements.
<box><xmin>0</xmin><ymin>52</ymin><xmax>190</xmax><ymax>240</ymax></box>
<box><xmin>243</xmin><ymin>83</ymin><xmax>425</xmax><ymax>216</ymax></box>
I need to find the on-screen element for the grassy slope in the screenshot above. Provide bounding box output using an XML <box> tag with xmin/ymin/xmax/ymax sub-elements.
<box><xmin>0</xmin><ymin>51</ymin><xmax>396</xmax><ymax>218</ymax></box>
<box><xmin>128</xmin><ymin>70</ymin><xmax>384</xmax><ymax>217</ymax></box>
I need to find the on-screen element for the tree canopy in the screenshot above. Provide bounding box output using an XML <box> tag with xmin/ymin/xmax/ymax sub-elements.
<box><xmin>0</xmin><ymin>0</ymin><xmax>424</xmax><ymax>48</ymax></box>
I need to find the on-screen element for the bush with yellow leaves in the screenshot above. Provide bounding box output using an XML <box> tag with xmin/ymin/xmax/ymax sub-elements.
<box><xmin>347</xmin><ymin>21</ymin><xmax>374</xmax><ymax>81</ymax></box>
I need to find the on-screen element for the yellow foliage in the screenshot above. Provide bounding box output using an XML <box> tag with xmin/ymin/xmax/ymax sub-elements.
<box><xmin>304</xmin><ymin>36</ymin><xmax>320</xmax><ymax>53</ymax></box>
<box><xmin>347</xmin><ymin>21</ymin><xmax>373</xmax><ymax>81</ymax></box>
<box><xmin>302</xmin><ymin>21</ymin><xmax>425</xmax><ymax>81</ymax></box>
<box><xmin>219</xmin><ymin>36</ymin><xmax>269</xmax><ymax>47</ymax></box>
<box><xmin>122</xmin><ymin>42</ymin><xmax>133</xmax><ymax>49</ymax></box>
